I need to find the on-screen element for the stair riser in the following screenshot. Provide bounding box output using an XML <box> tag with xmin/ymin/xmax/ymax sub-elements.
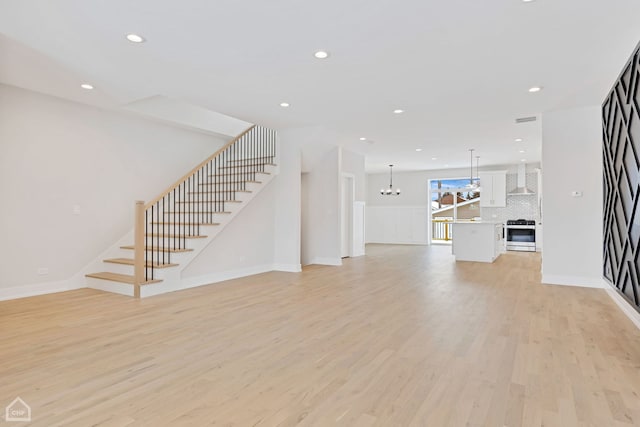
<box><xmin>203</xmin><ymin>177</ymin><xmax>266</xmax><ymax>184</ymax></box>
<box><xmin>101</xmin><ymin>262</ymin><xmax>174</xmax><ymax>279</ymax></box>
<box><xmin>162</xmin><ymin>212</ymin><xmax>232</xmax><ymax>221</ymax></box>
<box><xmin>118</xmin><ymin>250</ymin><xmax>193</xmax><ymax>265</ymax></box>
<box><xmin>184</xmin><ymin>192</ymin><xmax>252</xmax><ymax>202</ymax></box>
<box><xmin>197</xmin><ymin>182</ymin><xmax>252</xmax><ymax>188</ymax></box>
<box><xmin>225</xmin><ymin>158</ymin><xmax>275</xmax><ymax>166</ymax></box>
<box><xmin>101</xmin><ymin>262</ymin><xmax>134</xmax><ymax>276</ymax></box>
<box><xmin>147</xmin><ymin>224</ymin><xmax>219</xmax><ymax>235</ymax></box>
<box><xmin>86</xmin><ymin>277</ymin><xmax>134</xmax><ymax>297</ymax></box>
<box><xmin>198</xmin><ymin>180</ymin><xmax>265</xmax><ymax>191</ymax></box>
<box><xmin>164</xmin><ymin>204</ymin><xmax>240</xmax><ymax>214</ymax></box>
<box><xmin>143</xmin><ymin>237</ymin><xmax>206</xmax><ymax>246</ymax></box>
<box><xmin>218</xmin><ymin>168</ymin><xmax>272</xmax><ymax>174</ymax></box>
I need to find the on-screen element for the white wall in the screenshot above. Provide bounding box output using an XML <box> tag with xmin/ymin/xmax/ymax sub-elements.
<box><xmin>301</xmin><ymin>147</ymin><xmax>341</xmax><ymax>265</ymax></box>
<box><xmin>340</xmin><ymin>148</ymin><xmax>366</xmax><ymax>201</ymax></box>
<box><xmin>340</xmin><ymin>148</ymin><xmax>366</xmax><ymax>256</ymax></box>
<box><xmin>183</xmin><ymin>135</ymin><xmax>304</xmax><ymax>279</ymax></box>
<box><xmin>0</xmin><ymin>84</ymin><xmax>228</xmax><ymax>290</ymax></box>
<box><xmin>365</xmin><ymin>164</ymin><xmax>531</xmax><ymax>244</ymax></box>
<box><xmin>273</xmin><ymin>139</ymin><xmax>302</xmax><ymax>271</ymax></box>
<box><xmin>366</xmin><ymin>206</ymin><xmax>428</xmax><ymax>244</ymax></box>
<box><xmin>182</xmin><ymin>183</ymin><xmax>277</xmax><ymax>277</ymax></box>
<box><xmin>541</xmin><ymin>105</ymin><xmax>604</xmax><ymax>288</ymax></box>
<box><xmin>367</xmin><ymin>164</ymin><xmax>539</xmax><ymax>208</ymax></box>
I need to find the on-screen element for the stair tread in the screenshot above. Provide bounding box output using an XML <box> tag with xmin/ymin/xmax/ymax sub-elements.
<box><xmin>120</xmin><ymin>245</ymin><xmax>194</xmax><ymax>253</ymax></box>
<box><xmin>187</xmin><ymin>190</ymin><xmax>253</xmax><ymax>194</ymax></box>
<box><xmin>163</xmin><ymin>211</ymin><xmax>231</xmax><ymax>215</ymax></box>
<box><xmin>220</xmin><ymin>163</ymin><xmax>276</xmax><ymax>169</ymax></box>
<box><xmin>145</xmin><ymin>234</ymin><xmax>207</xmax><ymax>238</ymax></box>
<box><xmin>209</xmin><ymin>172</ymin><xmax>271</xmax><ymax>177</ymax></box>
<box><xmin>188</xmin><ymin>190</ymin><xmax>252</xmax><ymax>194</ymax></box>
<box><xmin>227</xmin><ymin>156</ymin><xmax>274</xmax><ymax>162</ymax></box>
<box><xmin>176</xmin><ymin>200</ymin><xmax>241</xmax><ymax>203</ymax></box>
<box><xmin>199</xmin><ymin>181</ymin><xmax>261</xmax><ymax>185</ymax></box>
<box><xmin>104</xmin><ymin>258</ymin><xmax>179</xmax><ymax>268</ymax></box>
<box><xmin>86</xmin><ymin>272</ymin><xmax>161</xmax><ymax>285</ymax></box>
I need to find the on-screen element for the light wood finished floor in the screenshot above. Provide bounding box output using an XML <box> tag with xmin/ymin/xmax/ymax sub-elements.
<box><xmin>2</xmin><ymin>245</ymin><xmax>640</xmax><ymax>426</ymax></box>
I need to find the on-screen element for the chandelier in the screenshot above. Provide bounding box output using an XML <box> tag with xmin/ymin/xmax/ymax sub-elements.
<box><xmin>380</xmin><ymin>164</ymin><xmax>401</xmax><ymax>196</ymax></box>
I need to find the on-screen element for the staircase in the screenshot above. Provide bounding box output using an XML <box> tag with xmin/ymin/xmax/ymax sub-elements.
<box><xmin>86</xmin><ymin>125</ymin><xmax>278</xmax><ymax>298</ymax></box>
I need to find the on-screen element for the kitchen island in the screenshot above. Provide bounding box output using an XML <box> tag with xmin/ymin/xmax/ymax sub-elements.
<box><xmin>451</xmin><ymin>221</ymin><xmax>503</xmax><ymax>263</ymax></box>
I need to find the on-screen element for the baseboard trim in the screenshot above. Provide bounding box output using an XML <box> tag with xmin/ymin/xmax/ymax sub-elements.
<box><xmin>365</xmin><ymin>241</ymin><xmax>428</xmax><ymax>246</ymax></box>
<box><xmin>541</xmin><ymin>275</ymin><xmax>607</xmax><ymax>289</ymax></box>
<box><xmin>180</xmin><ymin>264</ymin><xmax>276</xmax><ymax>291</ymax></box>
<box><xmin>0</xmin><ymin>279</ymin><xmax>84</xmax><ymax>301</ymax></box>
<box><xmin>309</xmin><ymin>257</ymin><xmax>342</xmax><ymax>266</ymax></box>
<box><xmin>272</xmin><ymin>263</ymin><xmax>302</xmax><ymax>273</ymax></box>
<box><xmin>606</xmin><ymin>287</ymin><xmax>640</xmax><ymax>330</ymax></box>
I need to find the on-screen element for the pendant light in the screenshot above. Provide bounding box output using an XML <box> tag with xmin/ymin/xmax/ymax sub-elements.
<box><xmin>380</xmin><ymin>164</ymin><xmax>401</xmax><ymax>196</ymax></box>
<box><xmin>466</xmin><ymin>149</ymin><xmax>478</xmax><ymax>189</ymax></box>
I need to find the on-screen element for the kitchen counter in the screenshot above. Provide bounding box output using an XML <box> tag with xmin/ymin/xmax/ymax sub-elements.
<box><xmin>452</xmin><ymin>221</ymin><xmax>504</xmax><ymax>263</ymax></box>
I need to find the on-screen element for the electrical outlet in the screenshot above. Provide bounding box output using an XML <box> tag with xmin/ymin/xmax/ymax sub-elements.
<box><xmin>37</xmin><ymin>268</ymin><xmax>49</xmax><ymax>276</ymax></box>
<box><xmin>571</xmin><ymin>191</ymin><xmax>583</xmax><ymax>197</ymax></box>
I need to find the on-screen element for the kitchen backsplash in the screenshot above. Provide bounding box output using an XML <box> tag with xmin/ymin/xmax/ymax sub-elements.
<box><xmin>481</xmin><ymin>172</ymin><xmax>540</xmax><ymax>223</ymax></box>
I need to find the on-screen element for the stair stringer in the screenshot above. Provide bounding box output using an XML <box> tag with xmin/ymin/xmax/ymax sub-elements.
<box><xmin>140</xmin><ymin>169</ymin><xmax>277</xmax><ymax>297</ymax></box>
<box><xmin>84</xmin><ymin>164</ymin><xmax>278</xmax><ymax>297</ymax></box>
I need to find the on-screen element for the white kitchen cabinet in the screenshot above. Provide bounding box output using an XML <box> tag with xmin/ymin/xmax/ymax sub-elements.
<box><xmin>452</xmin><ymin>222</ymin><xmax>503</xmax><ymax>263</ymax></box>
<box><xmin>479</xmin><ymin>171</ymin><xmax>507</xmax><ymax>207</ymax></box>
<box><xmin>536</xmin><ymin>224</ymin><xmax>542</xmax><ymax>252</ymax></box>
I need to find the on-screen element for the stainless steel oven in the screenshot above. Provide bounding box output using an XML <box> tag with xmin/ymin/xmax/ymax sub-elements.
<box><xmin>505</xmin><ymin>219</ymin><xmax>536</xmax><ymax>252</ymax></box>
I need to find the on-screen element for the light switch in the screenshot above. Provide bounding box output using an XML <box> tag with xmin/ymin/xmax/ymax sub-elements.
<box><xmin>73</xmin><ymin>205</ymin><xmax>81</xmax><ymax>215</ymax></box>
<box><xmin>571</xmin><ymin>191</ymin><xmax>583</xmax><ymax>197</ymax></box>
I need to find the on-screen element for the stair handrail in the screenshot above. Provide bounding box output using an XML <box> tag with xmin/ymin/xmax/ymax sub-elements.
<box><xmin>144</xmin><ymin>125</ymin><xmax>256</xmax><ymax>210</ymax></box>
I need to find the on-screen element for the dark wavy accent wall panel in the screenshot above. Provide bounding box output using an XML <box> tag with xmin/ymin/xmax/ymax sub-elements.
<box><xmin>603</xmin><ymin>41</ymin><xmax>640</xmax><ymax>311</ymax></box>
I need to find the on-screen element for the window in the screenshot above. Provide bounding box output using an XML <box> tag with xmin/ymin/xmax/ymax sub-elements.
<box><xmin>430</xmin><ymin>178</ymin><xmax>481</xmax><ymax>242</ymax></box>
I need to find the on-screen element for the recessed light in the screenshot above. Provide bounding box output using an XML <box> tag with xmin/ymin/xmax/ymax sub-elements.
<box><xmin>80</xmin><ymin>84</ymin><xmax>94</xmax><ymax>90</ymax></box>
<box><xmin>521</xmin><ymin>159</ymin><xmax>527</xmax><ymax>162</ymax></box>
<box><xmin>126</xmin><ymin>34</ymin><xmax>146</xmax><ymax>43</ymax></box>
<box><xmin>431</xmin><ymin>157</ymin><xmax>438</xmax><ymax>160</ymax></box>
<box><xmin>522</xmin><ymin>0</ymin><xmax>536</xmax><ymax>2</ymax></box>
<box><xmin>393</xmin><ymin>109</ymin><xmax>404</xmax><ymax>114</ymax></box>
<box><xmin>280</xmin><ymin>102</ymin><xmax>290</xmax><ymax>107</ymax></box>
<box><xmin>416</xmin><ymin>148</ymin><xmax>423</xmax><ymax>152</ymax></box>
<box><xmin>444</xmin><ymin>164</ymin><xmax>449</xmax><ymax>168</ymax></box>
<box><xmin>515</xmin><ymin>138</ymin><xmax>523</xmax><ymax>142</ymax></box>
<box><xmin>519</xmin><ymin>150</ymin><xmax>526</xmax><ymax>153</ymax></box>
<box><xmin>528</xmin><ymin>86</ymin><xmax>543</xmax><ymax>93</ymax></box>
<box><xmin>314</xmin><ymin>50</ymin><xmax>329</xmax><ymax>59</ymax></box>
<box><xmin>360</xmin><ymin>137</ymin><xmax>367</xmax><ymax>141</ymax></box>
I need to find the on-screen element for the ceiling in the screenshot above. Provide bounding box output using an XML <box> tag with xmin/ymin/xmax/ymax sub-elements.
<box><xmin>1</xmin><ymin>0</ymin><xmax>639</xmax><ymax>172</ymax></box>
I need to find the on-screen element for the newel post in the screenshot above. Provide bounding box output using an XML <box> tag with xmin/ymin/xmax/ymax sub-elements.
<box><xmin>133</xmin><ymin>200</ymin><xmax>145</xmax><ymax>298</ymax></box>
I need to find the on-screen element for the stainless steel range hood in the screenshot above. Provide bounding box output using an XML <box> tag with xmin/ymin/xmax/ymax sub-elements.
<box><xmin>508</xmin><ymin>164</ymin><xmax>536</xmax><ymax>195</ymax></box>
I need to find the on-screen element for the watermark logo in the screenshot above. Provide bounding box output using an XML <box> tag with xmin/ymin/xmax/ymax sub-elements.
<box><xmin>5</xmin><ymin>397</ymin><xmax>31</xmax><ymax>422</ymax></box>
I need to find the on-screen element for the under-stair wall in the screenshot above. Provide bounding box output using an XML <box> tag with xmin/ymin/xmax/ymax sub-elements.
<box><xmin>85</xmin><ymin>125</ymin><xmax>282</xmax><ymax>297</ymax></box>
<box><xmin>0</xmin><ymin>84</ymin><xmax>228</xmax><ymax>300</ymax></box>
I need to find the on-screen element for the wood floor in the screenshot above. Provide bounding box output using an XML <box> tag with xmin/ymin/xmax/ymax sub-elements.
<box><xmin>2</xmin><ymin>245</ymin><xmax>640</xmax><ymax>426</ymax></box>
